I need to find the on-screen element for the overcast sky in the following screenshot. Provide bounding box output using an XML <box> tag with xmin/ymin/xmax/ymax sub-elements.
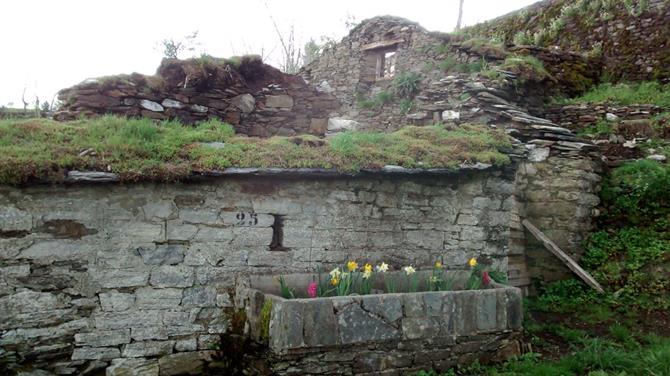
<box><xmin>0</xmin><ymin>0</ymin><xmax>537</xmax><ymax>108</ymax></box>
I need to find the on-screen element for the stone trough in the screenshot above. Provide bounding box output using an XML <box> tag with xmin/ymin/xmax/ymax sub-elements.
<box><xmin>243</xmin><ymin>272</ymin><xmax>523</xmax><ymax>375</ymax></box>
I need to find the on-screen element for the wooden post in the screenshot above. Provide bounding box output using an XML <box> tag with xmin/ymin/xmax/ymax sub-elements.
<box><xmin>522</xmin><ymin>219</ymin><xmax>605</xmax><ymax>293</ymax></box>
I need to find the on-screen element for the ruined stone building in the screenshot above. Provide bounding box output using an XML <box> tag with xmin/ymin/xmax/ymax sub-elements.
<box><xmin>5</xmin><ymin>1</ymin><xmax>667</xmax><ymax>373</ymax></box>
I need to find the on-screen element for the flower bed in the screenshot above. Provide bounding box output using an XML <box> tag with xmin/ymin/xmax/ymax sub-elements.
<box><xmin>243</xmin><ymin>270</ymin><xmax>523</xmax><ymax>375</ymax></box>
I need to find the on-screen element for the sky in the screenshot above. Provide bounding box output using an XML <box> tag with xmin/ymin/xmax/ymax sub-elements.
<box><xmin>0</xmin><ymin>0</ymin><xmax>538</xmax><ymax>108</ymax></box>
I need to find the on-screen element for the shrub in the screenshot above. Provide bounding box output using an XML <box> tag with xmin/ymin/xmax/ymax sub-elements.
<box><xmin>500</xmin><ymin>55</ymin><xmax>552</xmax><ymax>83</ymax></box>
<box><xmin>393</xmin><ymin>72</ymin><xmax>421</xmax><ymax>99</ymax></box>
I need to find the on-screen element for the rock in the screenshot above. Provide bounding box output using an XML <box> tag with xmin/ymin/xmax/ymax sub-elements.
<box><xmin>121</xmin><ymin>341</ymin><xmax>174</xmax><ymax>358</ymax></box>
<box><xmin>265</xmin><ymin>95</ymin><xmax>294</xmax><ymax>108</ymax></box>
<box><xmin>196</xmin><ymin>142</ymin><xmax>226</xmax><ymax>149</ymax></box>
<box><xmin>309</xmin><ymin>118</ymin><xmax>328</xmax><ymax>134</ymax></box>
<box><xmin>327</xmin><ymin>118</ymin><xmax>360</xmax><ymax>133</ymax></box>
<box><xmin>149</xmin><ymin>266</ymin><xmax>194</xmax><ymax>288</ymax></box>
<box><xmin>181</xmin><ymin>286</ymin><xmax>217</xmax><ymax>307</ymax></box>
<box><xmin>0</xmin><ymin>206</ymin><xmax>32</xmax><ymax>232</ymax></box>
<box><xmin>158</xmin><ymin>352</ymin><xmax>215</xmax><ymax>376</ymax></box>
<box><xmin>406</xmin><ymin>111</ymin><xmax>429</xmax><ymax>120</ymax></box>
<box><xmin>230</xmin><ymin>94</ymin><xmax>255</xmax><ymax>113</ymax></box>
<box><xmin>161</xmin><ymin>99</ymin><xmax>184</xmax><ymax>109</ymax></box>
<box><xmin>66</xmin><ymin>171</ymin><xmax>119</xmax><ymax>183</ymax></box>
<box><xmin>106</xmin><ymin>358</ymin><xmax>159</xmax><ymax>376</ymax></box>
<box><xmin>442</xmin><ymin>110</ymin><xmax>460</xmax><ymax>121</ymax></box>
<box><xmin>647</xmin><ymin>154</ymin><xmax>667</xmax><ymax>162</ymax></box>
<box><xmin>74</xmin><ymin>329</ymin><xmax>131</xmax><ymax>347</ymax></box>
<box><xmin>71</xmin><ymin>347</ymin><xmax>120</xmax><ymax>360</ymax></box>
<box><xmin>605</xmin><ymin>113</ymin><xmax>619</xmax><ymax>121</ymax></box>
<box><xmin>528</xmin><ymin>147</ymin><xmax>550</xmax><ymax>162</ymax></box>
<box><xmin>190</xmin><ymin>104</ymin><xmax>208</xmax><ymax>113</ymax></box>
<box><xmin>135</xmin><ymin>287</ymin><xmax>182</xmax><ymax>308</ymax></box>
<box><xmin>99</xmin><ymin>292</ymin><xmax>135</xmax><ymax>311</ymax></box>
<box><xmin>139</xmin><ymin>100</ymin><xmax>164</xmax><ymax>112</ymax></box>
<box><xmin>138</xmin><ymin>244</ymin><xmax>185</xmax><ymax>265</ymax></box>
<box><xmin>337</xmin><ymin>302</ymin><xmax>399</xmax><ymax>344</ymax></box>
<box><xmin>316</xmin><ymin>80</ymin><xmax>334</xmax><ymax>93</ymax></box>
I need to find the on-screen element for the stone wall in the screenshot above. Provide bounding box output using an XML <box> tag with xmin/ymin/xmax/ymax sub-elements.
<box><xmin>465</xmin><ymin>0</ymin><xmax>670</xmax><ymax>82</ymax></box>
<box><xmin>516</xmin><ymin>156</ymin><xmax>603</xmax><ymax>284</ymax></box>
<box><xmin>55</xmin><ymin>56</ymin><xmax>339</xmax><ymax>137</ymax></box>
<box><xmin>543</xmin><ymin>103</ymin><xmax>665</xmax><ymax>132</ymax></box>
<box><xmin>0</xmin><ymin>170</ymin><xmax>517</xmax><ymax>374</ymax></box>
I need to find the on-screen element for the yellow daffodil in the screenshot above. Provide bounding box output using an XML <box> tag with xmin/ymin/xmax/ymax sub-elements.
<box><xmin>347</xmin><ymin>260</ymin><xmax>358</xmax><ymax>272</ymax></box>
<box><xmin>376</xmin><ymin>262</ymin><xmax>389</xmax><ymax>273</ymax></box>
<box><xmin>330</xmin><ymin>278</ymin><xmax>340</xmax><ymax>286</ymax></box>
<box><xmin>468</xmin><ymin>258</ymin><xmax>478</xmax><ymax>267</ymax></box>
<box><xmin>364</xmin><ymin>263</ymin><xmax>373</xmax><ymax>273</ymax></box>
<box><xmin>435</xmin><ymin>261</ymin><xmax>442</xmax><ymax>269</ymax></box>
<box><xmin>403</xmin><ymin>265</ymin><xmax>416</xmax><ymax>275</ymax></box>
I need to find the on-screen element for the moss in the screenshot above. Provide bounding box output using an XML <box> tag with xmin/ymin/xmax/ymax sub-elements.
<box><xmin>259</xmin><ymin>300</ymin><xmax>272</xmax><ymax>343</ymax></box>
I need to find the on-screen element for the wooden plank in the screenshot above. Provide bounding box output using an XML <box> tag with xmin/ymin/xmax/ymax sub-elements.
<box><xmin>361</xmin><ymin>38</ymin><xmax>405</xmax><ymax>51</ymax></box>
<box><xmin>522</xmin><ymin>219</ymin><xmax>605</xmax><ymax>293</ymax></box>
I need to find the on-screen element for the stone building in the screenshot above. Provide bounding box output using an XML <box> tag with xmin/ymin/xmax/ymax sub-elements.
<box><xmin>1</xmin><ymin>13</ymin><xmax>609</xmax><ymax>376</ymax></box>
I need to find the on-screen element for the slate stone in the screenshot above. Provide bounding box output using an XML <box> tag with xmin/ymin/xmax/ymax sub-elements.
<box><xmin>139</xmin><ymin>100</ymin><xmax>164</xmax><ymax>112</ymax></box>
<box><xmin>121</xmin><ymin>340</ymin><xmax>174</xmax><ymax>358</ymax></box>
<box><xmin>402</xmin><ymin>317</ymin><xmax>440</xmax><ymax>339</ymax></box>
<box><xmin>135</xmin><ymin>287</ymin><xmax>182</xmax><ymax>308</ymax></box>
<box><xmin>303</xmin><ymin>299</ymin><xmax>338</xmax><ymax>347</ymax></box>
<box><xmin>74</xmin><ymin>329</ymin><xmax>130</xmax><ymax>347</ymax></box>
<box><xmin>99</xmin><ymin>291</ymin><xmax>135</xmax><ymax>311</ymax></box>
<box><xmin>402</xmin><ymin>294</ymin><xmax>425</xmax><ymax>318</ymax></box>
<box><xmin>453</xmin><ymin>292</ymin><xmax>476</xmax><ymax>335</ymax></box>
<box><xmin>230</xmin><ymin>94</ymin><xmax>255</xmax><ymax>113</ymax></box>
<box><xmin>265</xmin><ymin>95</ymin><xmax>294</xmax><ymax>108</ymax></box>
<box><xmin>181</xmin><ymin>286</ymin><xmax>217</xmax><ymax>307</ymax></box>
<box><xmin>476</xmin><ymin>290</ymin><xmax>498</xmax><ymax>332</ymax></box>
<box><xmin>107</xmin><ymin>358</ymin><xmax>159</xmax><ymax>376</ymax></box>
<box><xmin>138</xmin><ymin>244</ymin><xmax>185</xmax><ymax>265</ymax></box>
<box><xmin>337</xmin><ymin>302</ymin><xmax>399</xmax><ymax>345</ymax></box>
<box><xmin>361</xmin><ymin>295</ymin><xmax>403</xmax><ymax>323</ymax></box>
<box><xmin>423</xmin><ymin>292</ymin><xmax>443</xmax><ymax>316</ymax></box>
<box><xmin>270</xmin><ymin>300</ymin><xmax>304</xmax><ymax>351</ymax></box>
<box><xmin>506</xmin><ymin>288</ymin><xmax>523</xmax><ymax>329</ymax></box>
<box><xmin>149</xmin><ymin>266</ymin><xmax>194</xmax><ymax>288</ymax></box>
<box><xmin>71</xmin><ymin>347</ymin><xmax>120</xmax><ymax>360</ymax></box>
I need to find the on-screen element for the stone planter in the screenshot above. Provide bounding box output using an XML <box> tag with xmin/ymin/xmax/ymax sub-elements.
<box><xmin>244</xmin><ymin>273</ymin><xmax>523</xmax><ymax>375</ymax></box>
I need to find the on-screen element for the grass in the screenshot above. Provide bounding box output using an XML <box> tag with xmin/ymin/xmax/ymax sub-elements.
<box><xmin>499</xmin><ymin>55</ymin><xmax>552</xmax><ymax>82</ymax></box>
<box><xmin>0</xmin><ymin>116</ymin><xmax>512</xmax><ymax>184</ymax></box>
<box><xmin>357</xmin><ymin>91</ymin><xmax>394</xmax><ymax>109</ymax></box>
<box><xmin>561</xmin><ymin>81</ymin><xmax>670</xmax><ymax>107</ymax></box>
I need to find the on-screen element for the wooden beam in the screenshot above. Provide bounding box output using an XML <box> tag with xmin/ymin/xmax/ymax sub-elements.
<box><xmin>361</xmin><ymin>39</ymin><xmax>404</xmax><ymax>51</ymax></box>
<box><xmin>522</xmin><ymin>219</ymin><xmax>605</xmax><ymax>293</ymax></box>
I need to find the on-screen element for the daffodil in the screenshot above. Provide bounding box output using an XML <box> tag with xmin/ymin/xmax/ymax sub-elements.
<box><xmin>364</xmin><ymin>263</ymin><xmax>373</xmax><ymax>273</ymax></box>
<box><xmin>403</xmin><ymin>266</ymin><xmax>416</xmax><ymax>275</ymax></box>
<box><xmin>376</xmin><ymin>262</ymin><xmax>389</xmax><ymax>273</ymax></box>
<box><xmin>329</xmin><ymin>267</ymin><xmax>342</xmax><ymax>279</ymax></box>
<box><xmin>330</xmin><ymin>278</ymin><xmax>340</xmax><ymax>286</ymax></box>
<box><xmin>435</xmin><ymin>261</ymin><xmax>442</xmax><ymax>269</ymax></box>
<box><xmin>347</xmin><ymin>260</ymin><xmax>359</xmax><ymax>272</ymax></box>
<box><xmin>468</xmin><ymin>258</ymin><xmax>478</xmax><ymax>268</ymax></box>
<box><xmin>363</xmin><ymin>270</ymin><xmax>372</xmax><ymax>279</ymax></box>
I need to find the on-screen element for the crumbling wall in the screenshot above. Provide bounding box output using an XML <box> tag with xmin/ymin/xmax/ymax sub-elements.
<box><xmin>0</xmin><ymin>171</ymin><xmax>517</xmax><ymax>374</ymax></box>
<box><xmin>55</xmin><ymin>56</ymin><xmax>339</xmax><ymax>137</ymax></box>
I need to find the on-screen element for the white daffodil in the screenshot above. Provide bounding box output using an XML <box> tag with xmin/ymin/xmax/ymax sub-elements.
<box><xmin>362</xmin><ymin>270</ymin><xmax>373</xmax><ymax>279</ymax></box>
<box><xmin>329</xmin><ymin>267</ymin><xmax>341</xmax><ymax>279</ymax></box>
<box><xmin>403</xmin><ymin>265</ymin><xmax>416</xmax><ymax>275</ymax></box>
<box><xmin>376</xmin><ymin>262</ymin><xmax>389</xmax><ymax>273</ymax></box>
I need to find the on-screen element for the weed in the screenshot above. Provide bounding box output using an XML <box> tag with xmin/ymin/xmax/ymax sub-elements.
<box><xmin>399</xmin><ymin>99</ymin><xmax>414</xmax><ymax>115</ymax></box>
<box><xmin>393</xmin><ymin>72</ymin><xmax>421</xmax><ymax>99</ymax></box>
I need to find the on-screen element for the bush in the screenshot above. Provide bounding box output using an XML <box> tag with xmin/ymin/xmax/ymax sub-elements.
<box><xmin>393</xmin><ymin>72</ymin><xmax>421</xmax><ymax>99</ymax></box>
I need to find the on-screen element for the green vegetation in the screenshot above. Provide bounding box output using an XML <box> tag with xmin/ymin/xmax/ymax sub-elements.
<box><xmin>499</xmin><ymin>55</ymin><xmax>552</xmax><ymax>83</ymax></box>
<box><xmin>440</xmin><ymin>56</ymin><xmax>487</xmax><ymax>74</ymax></box>
<box><xmin>393</xmin><ymin>71</ymin><xmax>421</xmax><ymax>99</ymax></box>
<box><xmin>561</xmin><ymin>81</ymin><xmax>670</xmax><ymax>107</ymax></box>
<box><xmin>357</xmin><ymin>91</ymin><xmax>393</xmax><ymax>109</ymax></box>
<box><xmin>459</xmin><ymin>37</ymin><xmax>508</xmax><ymax>59</ymax></box>
<box><xmin>576</xmin><ymin>119</ymin><xmax>614</xmax><ymax>137</ymax></box>
<box><xmin>258</xmin><ymin>300</ymin><xmax>273</xmax><ymax>343</ymax></box>
<box><xmin>0</xmin><ymin>116</ymin><xmax>512</xmax><ymax>184</ymax></box>
<box><xmin>399</xmin><ymin>99</ymin><xmax>414</xmax><ymax>115</ymax></box>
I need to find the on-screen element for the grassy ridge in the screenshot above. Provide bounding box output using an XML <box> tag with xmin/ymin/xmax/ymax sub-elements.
<box><xmin>0</xmin><ymin>116</ymin><xmax>512</xmax><ymax>184</ymax></box>
<box><xmin>560</xmin><ymin>81</ymin><xmax>670</xmax><ymax>107</ymax></box>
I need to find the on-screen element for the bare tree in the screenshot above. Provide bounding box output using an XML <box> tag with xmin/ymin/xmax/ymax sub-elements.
<box><xmin>264</xmin><ymin>2</ymin><xmax>303</xmax><ymax>73</ymax></box>
<box><xmin>456</xmin><ymin>0</ymin><xmax>465</xmax><ymax>30</ymax></box>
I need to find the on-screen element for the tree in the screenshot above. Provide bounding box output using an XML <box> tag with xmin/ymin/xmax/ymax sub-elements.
<box><xmin>157</xmin><ymin>31</ymin><xmax>200</xmax><ymax>59</ymax></box>
<box><xmin>456</xmin><ymin>0</ymin><xmax>465</xmax><ymax>30</ymax></box>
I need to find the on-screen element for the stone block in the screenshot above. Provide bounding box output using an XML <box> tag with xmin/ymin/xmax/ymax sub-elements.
<box><xmin>107</xmin><ymin>358</ymin><xmax>159</xmax><ymax>376</ymax></box>
<box><xmin>71</xmin><ymin>347</ymin><xmax>120</xmax><ymax>360</ymax></box>
<box><xmin>402</xmin><ymin>294</ymin><xmax>425</xmax><ymax>317</ymax></box>
<box><xmin>158</xmin><ymin>351</ymin><xmax>215</xmax><ymax>376</ymax></box>
<box><xmin>138</xmin><ymin>244</ymin><xmax>185</xmax><ymax>266</ymax></box>
<box><xmin>423</xmin><ymin>292</ymin><xmax>443</xmax><ymax>316</ymax></box>
<box><xmin>402</xmin><ymin>317</ymin><xmax>440</xmax><ymax>339</ymax></box>
<box><xmin>453</xmin><ymin>292</ymin><xmax>476</xmax><ymax>335</ymax></box>
<box><xmin>456</xmin><ymin>214</ymin><xmax>478</xmax><ymax>226</ymax></box>
<box><xmin>231</xmin><ymin>94</ymin><xmax>255</xmax><ymax>113</ymax></box>
<box><xmin>94</xmin><ymin>269</ymin><xmax>150</xmax><ymax>289</ymax></box>
<box><xmin>219</xmin><ymin>211</ymin><xmax>274</xmax><ymax>227</ymax></box>
<box><xmin>149</xmin><ymin>266</ymin><xmax>194</xmax><ymax>288</ymax></box>
<box><xmin>337</xmin><ymin>302</ymin><xmax>399</xmax><ymax>345</ymax></box>
<box><xmin>131</xmin><ymin>326</ymin><xmax>168</xmax><ymax>341</ymax></box>
<box><xmin>476</xmin><ymin>290</ymin><xmax>498</xmax><ymax>332</ymax></box>
<box><xmin>265</xmin><ymin>95</ymin><xmax>294</xmax><ymax>108</ymax></box>
<box><xmin>74</xmin><ymin>329</ymin><xmax>130</xmax><ymax>347</ymax></box>
<box><xmin>270</xmin><ymin>300</ymin><xmax>304</xmax><ymax>351</ymax></box>
<box><xmin>175</xmin><ymin>337</ymin><xmax>198</xmax><ymax>352</ymax></box>
<box><xmin>303</xmin><ymin>299</ymin><xmax>338</xmax><ymax>347</ymax></box>
<box><xmin>361</xmin><ymin>295</ymin><xmax>403</xmax><ymax>323</ymax></box>
<box><xmin>216</xmin><ymin>292</ymin><xmax>233</xmax><ymax>308</ymax></box>
<box><xmin>143</xmin><ymin>201</ymin><xmax>177</xmax><ymax>220</ymax></box>
<box><xmin>181</xmin><ymin>286</ymin><xmax>217</xmax><ymax>307</ymax></box>
<box><xmin>122</xmin><ymin>340</ymin><xmax>175</xmax><ymax>358</ymax></box>
<box><xmin>93</xmin><ymin>310</ymin><xmax>164</xmax><ymax>330</ymax></box>
<box><xmin>405</xmin><ymin>230</ymin><xmax>444</xmax><ymax>249</ymax></box>
<box><xmin>99</xmin><ymin>291</ymin><xmax>135</xmax><ymax>311</ymax></box>
<box><xmin>506</xmin><ymin>288</ymin><xmax>523</xmax><ymax>329</ymax></box>
<box><xmin>0</xmin><ymin>206</ymin><xmax>32</xmax><ymax>231</ymax></box>
<box><xmin>135</xmin><ymin>287</ymin><xmax>182</xmax><ymax>308</ymax></box>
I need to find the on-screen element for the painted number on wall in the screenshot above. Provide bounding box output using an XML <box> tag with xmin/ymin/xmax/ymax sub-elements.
<box><xmin>236</xmin><ymin>212</ymin><xmax>259</xmax><ymax>226</ymax></box>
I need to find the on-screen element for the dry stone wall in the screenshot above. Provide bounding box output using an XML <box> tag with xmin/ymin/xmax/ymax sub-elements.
<box><xmin>0</xmin><ymin>171</ymin><xmax>518</xmax><ymax>374</ymax></box>
<box><xmin>55</xmin><ymin>56</ymin><xmax>339</xmax><ymax>137</ymax></box>
<box><xmin>543</xmin><ymin>103</ymin><xmax>665</xmax><ymax>132</ymax></box>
